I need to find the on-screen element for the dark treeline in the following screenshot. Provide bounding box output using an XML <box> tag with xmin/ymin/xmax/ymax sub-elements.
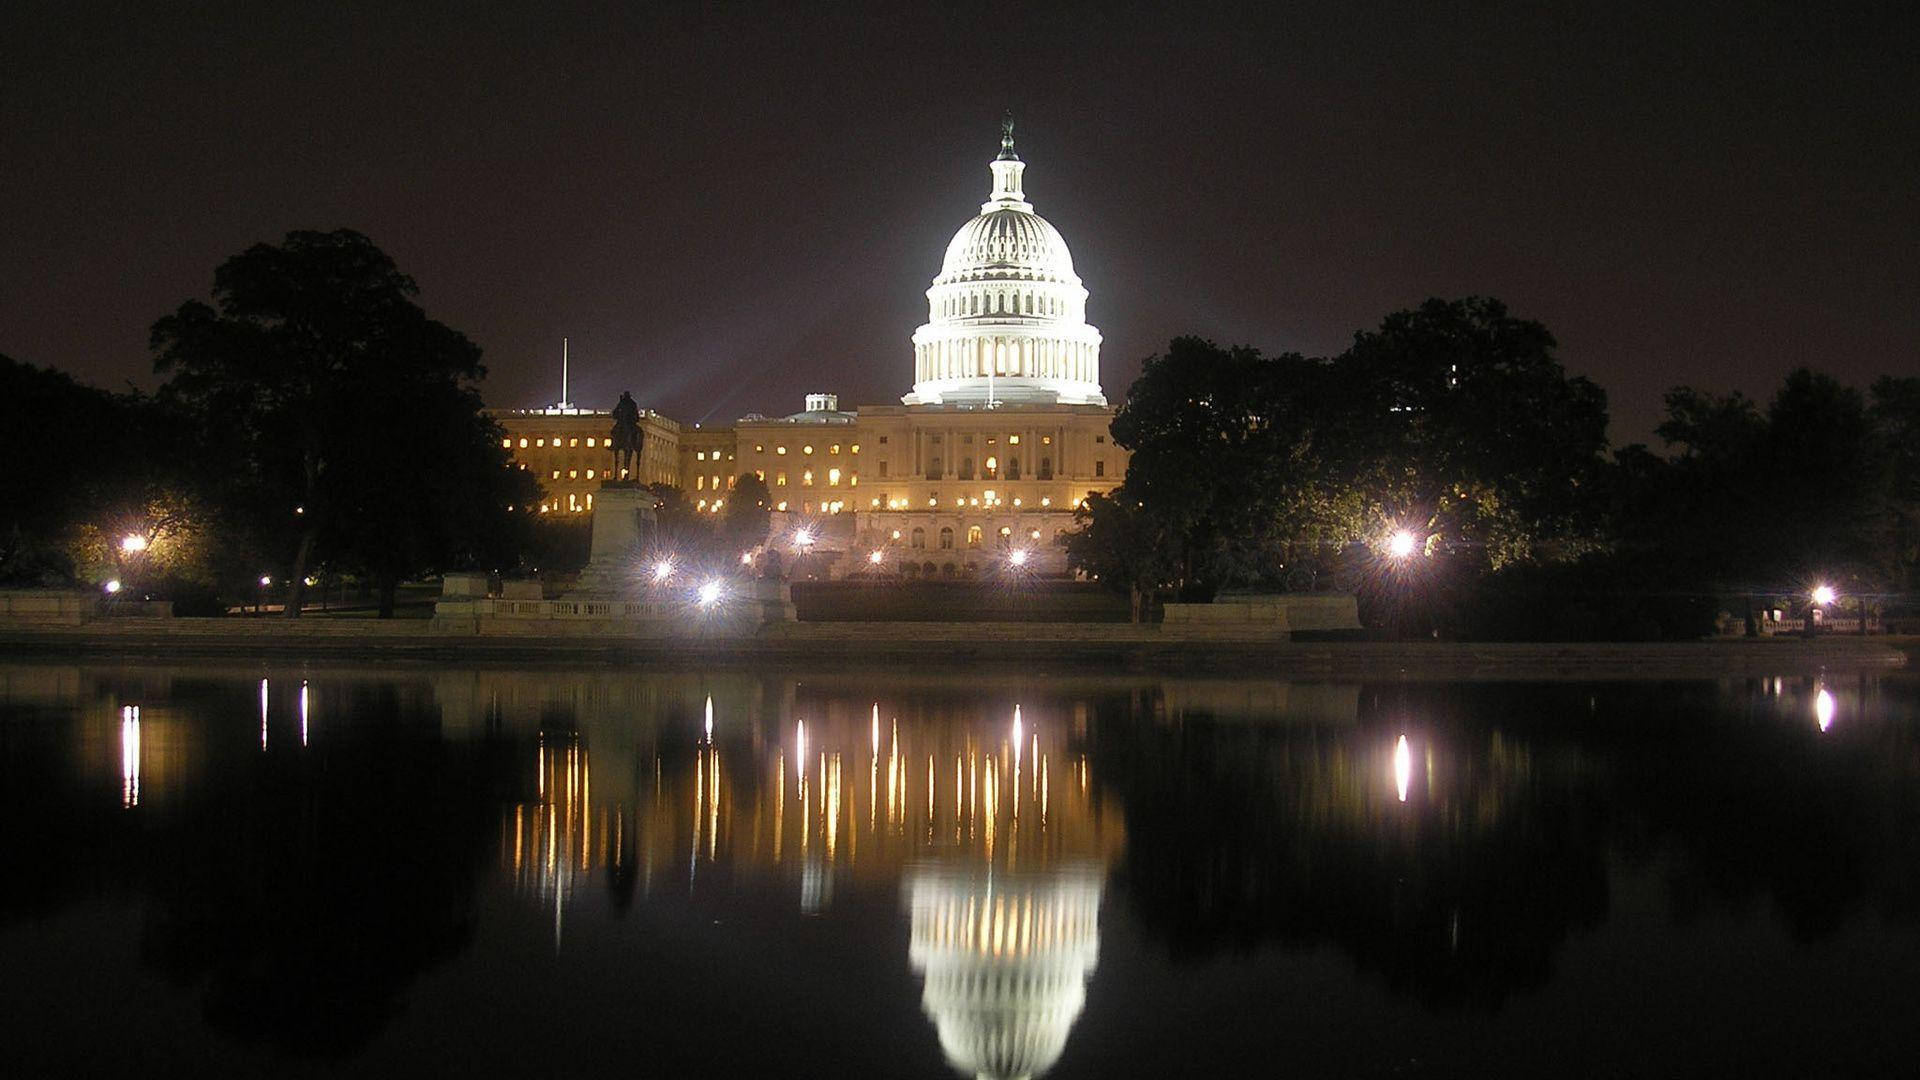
<box><xmin>1069</xmin><ymin>298</ymin><xmax>1920</xmax><ymax>637</ymax></box>
<box><xmin>2</xmin><ymin>230</ymin><xmax>539</xmax><ymax>616</ymax></box>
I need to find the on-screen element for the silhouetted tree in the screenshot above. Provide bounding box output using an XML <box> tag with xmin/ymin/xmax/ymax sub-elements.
<box><xmin>150</xmin><ymin>229</ymin><xmax>535</xmax><ymax>616</ymax></box>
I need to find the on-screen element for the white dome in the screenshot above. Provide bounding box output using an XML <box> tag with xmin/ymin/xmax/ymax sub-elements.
<box><xmin>939</xmin><ymin>209</ymin><xmax>1078</xmax><ymax>285</ymax></box>
<box><xmin>903</xmin><ymin>121</ymin><xmax>1105</xmax><ymax>408</ymax></box>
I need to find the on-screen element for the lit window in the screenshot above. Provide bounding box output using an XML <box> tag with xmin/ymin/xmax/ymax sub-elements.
<box><xmin>776</xmin><ymin>446</ymin><xmax>787</xmax><ymax>455</ymax></box>
<box><xmin>966</xmin><ymin>526</ymin><xmax>981</xmax><ymax>548</ymax></box>
<box><xmin>697</xmin><ymin>476</ymin><xmax>706</xmax><ymax>491</ymax></box>
<box><xmin>1042</xmin><ymin>436</ymin><xmax>1052</xmax><ymax>445</ymax></box>
<box><xmin>519</xmin><ymin>438</ymin><xmax>529</xmax><ymax>448</ymax></box>
<box><xmin>776</xmin><ymin>500</ymin><xmax>788</xmax><ymax>511</ymax></box>
<box><xmin>587</xmin><ymin>437</ymin><xmax>596</xmax><ymax>447</ymax></box>
<box><xmin>802</xmin><ymin>469</ymin><xmax>814</xmax><ymax>486</ymax></box>
<box><xmin>828</xmin><ymin>468</ymin><xmax>841</xmax><ymax>486</ymax></box>
<box><xmin>536</xmin><ymin>438</ymin><xmax>546</xmax><ymax>447</ymax></box>
<box><xmin>829</xmin><ymin>444</ymin><xmax>840</xmax><ymax>455</ymax></box>
<box><xmin>848</xmin><ymin>473</ymin><xmax>857</xmax><ymax>487</ymax></box>
<box><xmin>539</xmin><ymin>503</ymin><xmax>549</xmax><ymax>513</ymax></box>
<box><xmin>569</xmin><ymin>438</ymin><xmax>578</xmax><ymax>447</ymax></box>
<box><xmin>755</xmin><ymin>444</ymin><xmax>764</xmax><ymax>452</ymax></box>
<box><xmin>586</xmin><ymin>469</ymin><xmax>596</xmax><ymax>479</ymax></box>
<box><xmin>697</xmin><ymin>451</ymin><xmax>706</xmax><ymax>461</ymax></box>
<box><xmin>712</xmin><ymin>475</ymin><xmax>721</xmax><ymax>490</ymax></box>
<box><xmin>568</xmin><ymin>469</ymin><xmax>578</xmax><ymax>479</ymax></box>
<box><xmin>1041</xmin><ymin>497</ymin><xmax>1051</xmax><ymax>507</ymax></box>
<box><xmin>891</xmin><ymin>530</ymin><xmax>901</xmax><ymax>540</ymax></box>
<box><xmin>776</xmin><ymin>472</ymin><xmax>787</xmax><ymax>487</ymax></box>
<box><xmin>501</xmin><ymin>438</ymin><xmax>511</xmax><ymax>448</ymax></box>
<box><xmin>756</xmin><ymin>470</ymin><xmax>766</xmax><ymax>481</ymax></box>
<box><xmin>1009</xmin><ymin>435</ymin><xmax>1020</xmax><ymax>445</ymax></box>
<box><xmin>551</xmin><ymin>470</ymin><xmax>561</xmax><ymax>479</ymax></box>
<box><xmin>851</xmin><ymin>444</ymin><xmax>860</xmax><ymax>454</ymax></box>
<box><xmin>586</xmin><ymin>493</ymin><xmax>594</xmax><ymax>509</ymax></box>
<box><xmin>1030</xmin><ymin>529</ymin><xmax>1041</xmax><ymax>539</ymax></box>
<box><xmin>803</xmin><ymin>445</ymin><xmax>814</xmax><ymax>455</ymax></box>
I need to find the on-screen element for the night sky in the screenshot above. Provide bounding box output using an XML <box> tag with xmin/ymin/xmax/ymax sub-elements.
<box><xmin>4</xmin><ymin>1</ymin><xmax>1913</xmax><ymax>442</ymax></box>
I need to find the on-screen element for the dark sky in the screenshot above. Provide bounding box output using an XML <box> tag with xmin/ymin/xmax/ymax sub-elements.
<box><xmin>3</xmin><ymin>1</ymin><xmax>1914</xmax><ymax>442</ymax></box>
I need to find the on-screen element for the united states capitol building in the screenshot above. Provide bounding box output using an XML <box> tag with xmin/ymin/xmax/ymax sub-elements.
<box><xmin>492</xmin><ymin>122</ymin><xmax>1128</xmax><ymax>577</ymax></box>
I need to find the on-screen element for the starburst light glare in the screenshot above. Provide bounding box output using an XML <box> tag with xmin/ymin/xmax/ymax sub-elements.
<box><xmin>869</xmin><ymin>549</ymin><xmax>885</xmax><ymax>564</ymax></box>
<box><xmin>740</xmin><ymin>551</ymin><xmax>754</xmax><ymax>565</ymax></box>
<box><xmin>1811</xmin><ymin>584</ymin><xmax>1837</xmax><ymax>606</ymax></box>
<box><xmin>1388</xmin><ymin>530</ymin><xmax>1419</xmax><ymax>559</ymax></box>
<box><xmin>793</xmin><ymin>529</ymin><xmax>815</xmax><ymax>549</ymax></box>
<box><xmin>1009</xmin><ymin>549</ymin><xmax>1029</xmax><ymax>567</ymax></box>
<box><xmin>652</xmin><ymin>559</ymin><xmax>675</xmax><ymax>583</ymax></box>
<box><xmin>697</xmin><ymin>580</ymin><xmax>723</xmax><ymax>607</ymax></box>
<box><xmin>1394</xmin><ymin>735</ymin><xmax>1412</xmax><ymax>802</ymax></box>
<box><xmin>120</xmin><ymin>534</ymin><xmax>148</xmax><ymax>553</ymax></box>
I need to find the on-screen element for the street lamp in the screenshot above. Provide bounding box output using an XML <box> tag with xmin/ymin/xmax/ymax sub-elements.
<box><xmin>120</xmin><ymin>534</ymin><xmax>148</xmax><ymax>554</ymax></box>
<box><xmin>104</xmin><ymin>579</ymin><xmax>122</xmax><ymax>594</ymax></box>
<box><xmin>793</xmin><ymin>529</ymin><xmax>815</xmax><ymax>550</ymax></box>
<box><xmin>1008</xmin><ymin>549</ymin><xmax>1029</xmax><ymax>567</ymax></box>
<box><xmin>868</xmin><ymin>549</ymin><xmax>884</xmax><ymax>565</ymax></box>
<box><xmin>652</xmin><ymin>559</ymin><xmax>675</xmax><ymax>583</ymax></box>
<box><xmin>697</xmin><ymin>580</ymin><xmax>724</xmax><ymax>607</ymax></box>
<box><xmin>1388</xmin><ymin>530</ymin><xmax>1419</xmax><ymax>559</ymax></box>
<box><xmin>1811</xmin><ymin>584</ymin><xmax>1836</xmax><ymax>607</ymax></box>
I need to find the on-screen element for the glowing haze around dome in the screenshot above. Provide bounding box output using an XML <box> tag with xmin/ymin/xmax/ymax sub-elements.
<box><xmin>904</xmin><ymin>122</ymin><xmax>1105</xmax><ymax>407</ymax></box>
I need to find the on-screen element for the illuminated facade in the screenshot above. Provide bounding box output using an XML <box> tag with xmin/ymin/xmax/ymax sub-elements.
<box><xmin>493</xmin><ymin>124</ymin><xmax>1127</xmax><ymax>574</ymax></box>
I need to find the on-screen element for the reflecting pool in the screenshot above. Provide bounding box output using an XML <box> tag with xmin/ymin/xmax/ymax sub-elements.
<box><xmin>2</xmin><ymin>662</ymin><xmax>1917</xmax><ymax>1077</ymax></box>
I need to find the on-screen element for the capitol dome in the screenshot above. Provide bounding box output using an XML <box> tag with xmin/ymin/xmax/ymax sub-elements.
<box><xmin>903</xmin><ymin>120</ymin><xmax>1106</xmax><ymax>408</ymax></box>
<box><xmin>907</xmin><ymin>863</ymin><xmax>1105</xmax><ymax>1080</ymax></box>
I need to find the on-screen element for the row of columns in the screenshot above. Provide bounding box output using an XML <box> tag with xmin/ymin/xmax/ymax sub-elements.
<box><xmin>917</xmin><ymin>336</ymin><xmax>1098</xmax><ymax>385</ymax></box>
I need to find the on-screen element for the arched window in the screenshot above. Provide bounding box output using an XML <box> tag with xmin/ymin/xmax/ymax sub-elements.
<box><xmin>929</xmin><ymin>456</ymin><xmax>942</xmax><ymax>477</ymax></box>
<box><xmin>1006</xmin><ymin>456</ymin><xmax>1021</xmax><ymax>480</ymax></box>
<box><xmin>967</xmin><ymin>525</ymin><xmax>982</xmax><ymax>548</ymax></box>
<box><xmin>939</xmin><ymin>527</ymin><xmax>955</xmax><ymax>550</ymax></box>
<box><xmin>923</xmin><ymin>561</ymin><xmax>937</xmax><ymax>576</ymax></box>
<box><xmin>997</xmin><ymin>526</ymin><xmax>1013</xmax><ymax>550</ymax></box>
<box><xmin>911</xmin><ymin>528</ymin><xmax>926</xmax><ymax>549</ymax></box>
<box><xmin>959</xmin><ymin>457</ymin><xmax>974</xmax><ymax>480</ymax></box>
<box><xmin>1039</xmin><ymin>456</ymin><xmax>1053</xmax><ymax>479</ymax></box>
<box><xmin>984</xmin><ymin>455</ymin><xmax>998</xmax><ymax>479</ymax></box>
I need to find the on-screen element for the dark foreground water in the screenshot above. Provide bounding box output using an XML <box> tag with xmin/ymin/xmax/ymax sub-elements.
<box><xmin>2</xmin><ymin>661</ymin><xmax>1917</xmax><ymax>1078</ymax></box>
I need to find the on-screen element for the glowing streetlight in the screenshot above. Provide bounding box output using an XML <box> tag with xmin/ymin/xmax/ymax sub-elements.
<box><xmin>740</xmin><ymin>551</ymin><xmax>754</xmax><ymax>565</ymax></box>
<box><xmin>259</xmin><ymin>575</ymin><xmax>273</xmax><ymax>587</ymax></box>
<box><xmin>1388</xmin><ymin>530</ymin><xmax>1419</xmax><ymax>559</ymax></box>
<box><xmin>868</xmin><ymin>549</ymin><xmax>884</xmax><ymax>564</ymax></box>
<box><xmin>652</xmin><ymin>559</ymin><xmax>675</xmax><ymax>583</ymax></box>
<box><xmin>793</xmin><ymin>529</ymin><xmax>815</xmax><ymax>550</ymax></box>
<box><xmin>697</xmin><ymin>580</ymin><xmax>723</xmax><ymax>607</ymax></box>
<box><xmin>103</xmin><ymin>579</ymin><xmax>122</xmax><ymax>594</ymax></box>
<box><xmin>1008</xmin><ymin>549</ymin><xmax>1029</xmax><ymax>567</ymax></box>
<box><xmin>1811</xmin><ymin>584</ymin><xmax>1837</xmax><ymax>607</ymax></box>
<box><xmin>120</xmin><ymin>534</ymin><xmax>148</xmax><ymax>554</ymax></box>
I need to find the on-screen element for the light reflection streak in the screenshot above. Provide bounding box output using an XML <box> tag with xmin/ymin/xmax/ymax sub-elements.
<box><xmin>299</xmin><ymin>680</ymin><xmax>310</xmax><ymax>747</ymax></box>
<box><xmin>1815</xmin><ymin>688</ymin><xmax>1836</xmax><ymax>732</ymax></box>
<box><xmin>120</xmin><ymin>705</ymin><xmax>140</xmax><ymax>808</ymax></box>
<box><xmin>1394</xmin><ymin>735</ymin><xmax>1412</xmax><ymax>802</ymax></box>
<box><xmin>258</xmin><ymin>678</ymin><xmax>268</xmax><ymax>750</ymax></box>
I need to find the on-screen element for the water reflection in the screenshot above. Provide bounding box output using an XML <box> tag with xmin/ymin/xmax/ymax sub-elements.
<box><xmin>2</xmin><ymin>665</ymin><xmax>1918</xmax><ymax>1076</ymax></box>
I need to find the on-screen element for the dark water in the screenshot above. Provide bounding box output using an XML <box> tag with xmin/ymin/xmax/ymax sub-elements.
<box><xmin>2</xmin><ymin>661</ymin><xmax>1917</xmax><ymax>1078</ymax></box>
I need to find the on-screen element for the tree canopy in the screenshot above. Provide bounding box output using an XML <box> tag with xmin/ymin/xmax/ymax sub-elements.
<box><xmin>150</xmin><ymin>229</ymin><xmax>535</xmax><ymax>616</ymax></box>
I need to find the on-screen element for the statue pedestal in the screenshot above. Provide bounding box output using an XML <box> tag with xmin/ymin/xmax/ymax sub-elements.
<box><xmin>567</xmin><ymin>485</ymin><xmax>658</xmax><ymax>597</ymax></box>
